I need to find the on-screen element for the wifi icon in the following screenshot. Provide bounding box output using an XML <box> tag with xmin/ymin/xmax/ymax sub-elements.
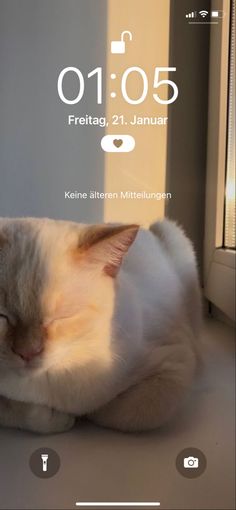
<box><xmin>199</xmin><ymin>10</ymin><xmax>208</xmax><ymax>17</ymax></box>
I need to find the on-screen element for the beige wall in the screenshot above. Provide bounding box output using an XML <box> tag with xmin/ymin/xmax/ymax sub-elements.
<box><xmin>104</xmin><ymin>0</ymin><xmax>170</xmax><ymax>225</ymax></box>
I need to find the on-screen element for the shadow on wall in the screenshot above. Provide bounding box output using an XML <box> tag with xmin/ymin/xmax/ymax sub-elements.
<box><xmin>0</xmin><ymin>0</ymin><xmax>107</xmax><ymax>223</ymax></box>
<box><xmin>166</xmin><ymin>0</ymin><xmax>211</xmax><ymax>281</ymax></box>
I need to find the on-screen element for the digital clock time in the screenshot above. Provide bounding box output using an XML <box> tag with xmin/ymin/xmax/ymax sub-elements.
<box><xmin>57</xmin><ymin>66</ymin><xmax>178</xmax><ymax>105</ymax></box>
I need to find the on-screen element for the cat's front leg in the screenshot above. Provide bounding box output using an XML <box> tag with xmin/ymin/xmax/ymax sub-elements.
<box><xmin>89</xmin><ymin>345</ymin><xmax>197</xmax><ymax>432</ymax></box>
<box><xmin>0</xmin><ymin>395</ymin><xmax>75</xmax><ymax>434</ymax></box>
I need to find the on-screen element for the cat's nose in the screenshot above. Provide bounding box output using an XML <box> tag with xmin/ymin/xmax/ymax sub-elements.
<box><xmin>12</xmin><ymin>346</ymin><xmax>43</xmax><ymax>362</ymax></box>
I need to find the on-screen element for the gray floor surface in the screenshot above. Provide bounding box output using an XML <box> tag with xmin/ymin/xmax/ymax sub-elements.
<box><xmin>0</xmin><ymin>317</ymin><xmax>235</xmax><ymax>510</ymax></box>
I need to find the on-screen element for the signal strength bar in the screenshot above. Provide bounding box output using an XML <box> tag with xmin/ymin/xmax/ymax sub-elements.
<box><xmin>186</xmin><ymin>11</ymin><xmax>197</xmax><ymax>18</ymax></box>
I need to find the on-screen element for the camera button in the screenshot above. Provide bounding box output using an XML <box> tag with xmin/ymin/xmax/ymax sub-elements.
<box><xmin>176</xmin><ymin>447</ymin><xmax>207</xmax><ymax>478</ymax></box>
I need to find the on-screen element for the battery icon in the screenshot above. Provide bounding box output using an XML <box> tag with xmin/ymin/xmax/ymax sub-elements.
<box><xmin>211</xmin><ymin>10</ymin><xmax>225</xmax><ymax>18</ymax></box>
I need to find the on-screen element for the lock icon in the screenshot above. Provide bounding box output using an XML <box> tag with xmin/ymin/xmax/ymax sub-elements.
<box><xmin>111</xmin><ymin>31</ymin><xmax>133</xmax><ymax>54</ymax></box>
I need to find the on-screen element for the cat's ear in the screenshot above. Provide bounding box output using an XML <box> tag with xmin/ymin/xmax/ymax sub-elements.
<box><xmin>77</xmin><ymin>224</ymin><xmax>139</xmax><ymax>277</ymax></box>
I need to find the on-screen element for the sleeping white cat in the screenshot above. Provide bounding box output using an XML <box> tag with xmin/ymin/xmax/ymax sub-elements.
<box><xmin>0</xmin><ymin>217</ymin><xmax>201</xmax><ymax>433</ymax></box>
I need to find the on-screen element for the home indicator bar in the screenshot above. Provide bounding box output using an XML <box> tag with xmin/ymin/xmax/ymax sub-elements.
<box><xmin>75</xmin><ymin>504</ymin><xmax>161</xmax><ymax>508</ymax></box>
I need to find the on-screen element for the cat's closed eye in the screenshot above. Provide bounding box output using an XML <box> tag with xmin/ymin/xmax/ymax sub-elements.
<box><xmin>44</xmin><ymin>313</ymin><xmax>80</xmax><ymax>327</ymax></box>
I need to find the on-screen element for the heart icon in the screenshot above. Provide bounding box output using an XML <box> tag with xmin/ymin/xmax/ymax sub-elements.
<box><xmin>101</xmin><ymin>135</ymin><xmax>135</xmax><ymax>152</ymax></box>
<box><xmin>113</xmin><ymin>138</ymin><xmax>123</xmax><ymax>148</ymax></box>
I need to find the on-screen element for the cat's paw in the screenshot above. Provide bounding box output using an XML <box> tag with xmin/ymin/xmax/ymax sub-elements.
<box><xmin>28</xmin><ymin>404</ymin><xmax>75</xmax><ymax>434</ymax></box>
